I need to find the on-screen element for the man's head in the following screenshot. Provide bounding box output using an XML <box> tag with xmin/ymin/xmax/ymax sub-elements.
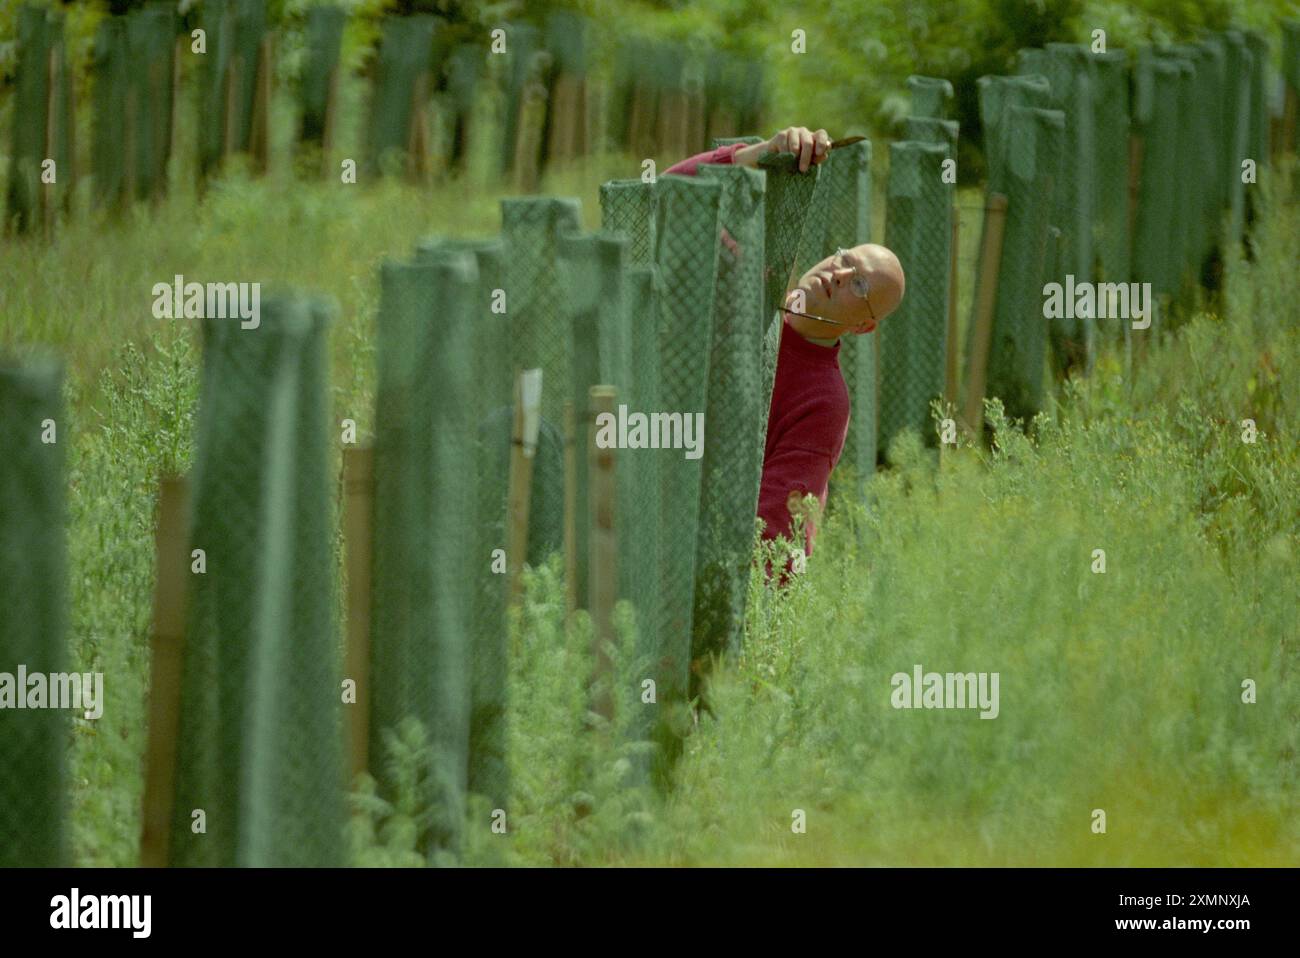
<box><xmin>784</xmin><ymin>243</ymin><xmax>905</xmax><ymax>339</ymax></box>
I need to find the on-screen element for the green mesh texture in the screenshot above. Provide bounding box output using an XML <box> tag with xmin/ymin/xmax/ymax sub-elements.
<box><xmin>0</xmin><ymin>361</ymin><xmax>68</xmax><ymax>867</ymax></box>
<box><xmin>879</xmin><ymin>141</ymin><xmax>953</xmax><ymax>457</ymax></box>
<box><xmin>598</xmin><ymin>179</ymin><xmax>667</xmax><ymax>656</ymax></box>
<box><xmin>977</xmin><ymin>74</ymin><xmax>1052</xmax><ymax>197</ymax></box>
<box><xmin>300</xmin><ymin>5</ymin><xmax>345</xmax><ymax>144</ymax></box>
<box><xmin>93</xmin><ymin>5</ymin><xmax>176</xmax><ymax>206</ymax></box>
<box><xmin>501</xmin><ymin>197</ymin><xmax>583</xmax><ymax>422</ymax></box>
<box><xmin>501</xmin><ymin>196</ymin><xmax>583</xmax><ymax>567</ymax></box>
<box><xmin>557</xmin><ymin>231</ymin><xmax>630</xmax><ymax>609</ymax></box>
<box><xmin>366</xmin><ymin>14</ymin><xmax>437</xmax><ymax>175</ymax></box>
<box><xmin>369</xmin><ymin>256</ymin><xmax>477</xmax><ymax>861</ymax></box>
<box><xmin>1133</xmin><ymin>57</ymin><xmax>1180</xmax><ymax>306</ymax></box>
<box><xmin>1022</xmin><ymin>44</ymin><xmax>1096</xmax><ymax>378</ymax></box>
<box><xmin>788</xmin><ymin>138</ymin><xmax>877</xmax><ymax>485</ymax></box>
<box><xmin>980</xmin><ymin>106</ymin><xmax>1065</xmax><ymax>423</ymax></box>
<box><xmin>690</xmin><ymin>165</ymin><xmax>765</xmax><ymax>671</ymax></box>
<box><xmin>6</xmin><ymin>4</ymin><xmax>72</xmax><ymax>233</ymax></box>
<box><xmin>170</xmin><ymin>297</ymin><xmax>347</xmax><ymax>867</ymax></box>
<box><xmin>414</xmin><ymin>237</ymin><xmax>513</xmax><ymax>811</ymax></box>
<box><xmin>906</xmin><ymin>75</ymin><xmax>954</xmax><ymax>117</ymax></box>
<box><xmin>618</xmin><ymin>265</ymin><xmax>664</xmax><ymax>669</ymax></box>
<box><xmin>756</xmin><ymin>152</ymin><xmax>822</xmax><ymax>320</ymax></box>
<box><xmin>650</xmin><ymin>174</ymin><xmax>720</xmax><ymax>719</ymax></box>
<box><xmin>903</xmin><ymin>117</ymin><xmax>959</xmax><ymax>152</ymax></box>
<box><xmin>600</xmin><ymin>179</ymin><xmax>657</xmax><ymax>268</ymax></box>
<box><xmin>1088</xmin><ymin>50</ymin><xmax>1130</xmax><ymax>301</ymax></box>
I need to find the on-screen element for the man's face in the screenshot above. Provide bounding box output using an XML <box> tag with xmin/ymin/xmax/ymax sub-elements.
<box><xmin>789</xmin><ymin>247</ymin><xmax>880</xmax><ymax>335</ymax></box>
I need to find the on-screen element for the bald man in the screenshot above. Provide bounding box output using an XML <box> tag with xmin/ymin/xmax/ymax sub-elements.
<box><xmin>666</xmin><ymin>126</ymin><xmax>906</xmax><ymax>559</ymax></box>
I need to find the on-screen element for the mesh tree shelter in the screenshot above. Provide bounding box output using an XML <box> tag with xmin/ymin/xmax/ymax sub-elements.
<box><xmin>557</xmin><ymin>231</ymin><xmax>631</xmax><ymax>610</ymax></box>
<box><xmin>368</xmin><ymin>255</ymin><xmax>478</xmax><ymax>862</ymax></box>
<box><xmin>500</xmin><ymin>22</ymin><xmax>544</xmax><ymax>174</ymax></box>
<box><xmin>170</xmin><ymin>297</ymin><xmax>346</xmax><ymax>867</ymax></box>
<box><xmin>0</xmin><ymin>361</ymin><xmax>68</xmax><ymax>867</ymax></box>
<box><xmin>879</xmin><ymin>141</ymin><xmax>953</xmax><ymax>457</ymax></box>
<box><xmin>648</xmin><ymin>174</ymin><xmax>721</xmax><ymax>775</ymax></box>
<box><xmin>414</xmin><ymin>237</ymin><xmax>513</xmax><ymax>813</ymax></box>
<box><xmin>1242</xmin><ymin>30</ymin><xmax>1271</xmax><ymax>182</ymax></box>
<box><xmin>1020</xmin><ymin>44</ymin><xmax>1097</xmax><ymax>379</ymax></box>
<box><xmin>978</xmin><ymin>74</ymin><xmax>1052</xmax><ymax>197</ymax></box>
<box><xmin>690</xmin><ymin>164</ymin><xmax>766</xmax><ymax>676</ymax></box>
<box><xmin>980</xmin><ymin>105</ymin><xmax>1065</xmax><ymax>423</ymax></box>
<box><xmin>197</xmin><ymin>0</ymin><xmax>268</xmax><ymax>176</ymax></box>
<box><xmin>1132</xmin><ymin>56</ymin><xmax>1181</xmax><ymax>309</ymax></box>
<box><xmin>598</xmin><ymin>183</ymin><xmax>666</xmax><ymax>671</ymax></box>
<box><xmin>300</xmin><ymin>4</ymin><xmax>345</xmax><ymax>145</ymax></box>
<box><xmin>907</xmin><ymin>75</ymin><xmax>954</xmax><ymax>117</ymax></box>
<box><xmin>1147</xmin><ymin>50</ymin><xmax>1196</xmax><ymax>304</ymax></box>
<box><xmin>6</xmin><ymin>4</ymin><xmax>73</xmax><ymax>233</ymax></box>
<box><xmin>1088</xmin><ymin>50</ymin><xmax>1131</xmax><ymax>307</ymax></box>
<box><xmin>1220</xmin><ymin>31</ymin><xmax>1253</xmax><ymax>246</ymax></box>
<box><xmin>94</xmin><ymin>5</ymin><xmax>178</xmax><ymax>207</ymax></box>
<box><xmin>366</xmin><ymin>14</ymin><xmax>437</xmax><ymax>175</ymax></box>
<box><xmin>500</xmin><ymin>197</ymin><xmax>582</xmax><ymax>567</ymax></box>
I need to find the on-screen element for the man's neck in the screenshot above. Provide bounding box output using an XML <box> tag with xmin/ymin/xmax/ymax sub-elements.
<box><xmin>783</xmin><ymin>310</ymin><xmax>840</xmax><ymax>347</ymax></box>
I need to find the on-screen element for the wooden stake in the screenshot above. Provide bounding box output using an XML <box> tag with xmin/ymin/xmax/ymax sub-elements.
<box><xmin>962</xmin><ymin>192</ymin><xmax>1008</xmax><ymax>437</ymax></box>
<box><xmin>563</xmin><ymin>399</ymin><xmax>577</xmax><ymax>616</ymax></box>
<box><xmin>587</xmin><ymin>386</ymin><xmax>617</xmax><ymax>724</ymax></box>
<box><xmin>140</xmin><ymin>475</ymin><xmax>190</xmax><ymax>868</ymax></box>
<box><xmin>341</xmin><ymin>446</ymin><xmax>374</xmax><ymax>783</ymax></box>
<box><xmin>506</xmin><ymin>370</ymin><xmax>543</xmax><ymax>607</ymax></box>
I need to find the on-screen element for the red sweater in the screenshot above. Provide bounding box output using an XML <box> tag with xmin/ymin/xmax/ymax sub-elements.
<box><xmin>666</xmin><ymin>144</ymin><xmax>850</xmax><ymax>556</ymax></box>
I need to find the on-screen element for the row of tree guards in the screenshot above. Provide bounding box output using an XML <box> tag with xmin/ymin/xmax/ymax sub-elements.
<box><xmin>3</xmin><ymin>21</ymin><xmax>1298</xmax><ymax>862</ymax></box>
<box><xmin>3</xmin><ymin>1</ymin><xmax>768</xmax><ymax>236</ymax></box>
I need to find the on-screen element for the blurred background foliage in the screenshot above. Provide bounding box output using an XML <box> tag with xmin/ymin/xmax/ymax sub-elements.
<box><xmin>3</xmin><ymin>0</ymin><xmax>1294</xmax><ymax>134</ymax></box>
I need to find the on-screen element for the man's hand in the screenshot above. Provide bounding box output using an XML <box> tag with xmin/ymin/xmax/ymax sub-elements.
<box><xmin>736</xmin><ymin>126</ymin><xmax>831</xmax><ymax>173</ymax></box>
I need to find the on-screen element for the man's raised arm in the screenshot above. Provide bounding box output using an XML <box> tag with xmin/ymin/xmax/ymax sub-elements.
<box><xmin>663</xmin><ymin>127</ymin><xmax>832</xmax><ymax>177</ymax></box>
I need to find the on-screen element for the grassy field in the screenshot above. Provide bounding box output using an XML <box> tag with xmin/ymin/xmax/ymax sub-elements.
<box><xmin>1</xmin><ymin>144</ymin><xmax>1295</xmax><ymax>866</ymax></box>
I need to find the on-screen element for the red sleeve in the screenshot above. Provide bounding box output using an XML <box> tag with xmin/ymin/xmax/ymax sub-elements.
<box><xmin>664</xmin><ymin>142</ymin><xmax>747</xmax><ymax>177</ymax></box>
